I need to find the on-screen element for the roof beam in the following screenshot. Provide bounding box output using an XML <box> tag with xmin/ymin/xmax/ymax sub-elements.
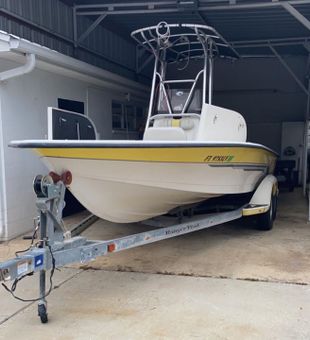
<box><xmin>236</xmin><ymin>41</ymin><xmax>308</xmax><ymax>48</ymax></box>
<box><xmin>232</xmin><ymin>36</ymin><xmax>310</xmax><ymax>45</ymax></box>
<box><xmin>232</xmin><ymin>36</ymin><xmax>310</xmax><ymax>49</ymax></box>
<box><xmin>75</xmin><ymin>2</ymin><xmax>177</xmax><ymax>10</ymax></box>
<box><xmin>76</xmin><ymin>8</ymin><xmax>179</xmax><ymax>16</ymax></box>
<box><xmin>281</xmin><ymin>2</ymin><xmax>310</xmax><ymax>32</ymax></box>
<box><xmin>195</xmin><ymin>9</ymin><xmax>240</xmax><ymax>57</ymax></box>
<box><xmin>270</xmin><ymin>45</ymin><xmax>308</xmax><ymax>95</ymax></box>
<box><xmin>137</xmin><ymin>53</ymin><xmax>154</xmax><ymax>73</ymax></box>
<box><xmin>303</xmin><ymin>42</ymin><xmax>310</xmax><ymax>53</ymax></box>
<box><xmin>0</xmin><ymin>8</ymin><xmax>136</xmax><ymax>74</ymax></box>
<box><xmin>77</xmin><ymin>14</ymin><xmax>107</xmax><ymax>43</ymax></box>
<box><xmin>195</xmin><ymin>10</ymin><xmax>209</xmax><ymax>25</ymax></box>
<box><xmin>75</xmin><ymin>1</ymin><xmax>310</xmax><ymax>16</ymax></box>
<box><xmin>198</xmin><ymin>0</ymin><xmax>310</xmax><ymax>11</ymax></box>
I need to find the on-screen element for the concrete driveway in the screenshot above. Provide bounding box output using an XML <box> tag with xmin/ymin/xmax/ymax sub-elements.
<box><xmin>0</xmin><ymin>189</ymin><xmax>309</xmax><ymax>339</ymax></box>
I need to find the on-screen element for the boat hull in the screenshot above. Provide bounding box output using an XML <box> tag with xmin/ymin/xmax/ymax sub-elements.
<box><xmin>46</xmin><ymin>158</ymin><xmax>220</xmax><ymax>222</ymax></box>
<box><xmin>10</xmin><ymin>140</ymin><xmax>277</xmax><ymax>223</ymax></box>
<box><xmin>41</xmin><ymin>156</ymin><xmax>273</xmax><ymax>223</ymax></box>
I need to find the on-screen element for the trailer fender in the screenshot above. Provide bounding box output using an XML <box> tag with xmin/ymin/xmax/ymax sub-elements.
<box><xmin>250</xmin><ymin>175</ymin><xmax>278</xmax><ymax>207</ymax></box>
<box><xmin>242</xmin><ymin>175</ymin><xmax>278</xmax><ymax>217</ymax></box>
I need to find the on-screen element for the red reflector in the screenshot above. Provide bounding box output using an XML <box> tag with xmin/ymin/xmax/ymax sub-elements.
<box><xmin>108</xmin><ymin>244</ymin><xmax>116</xmax><ymax>252</ymax></box>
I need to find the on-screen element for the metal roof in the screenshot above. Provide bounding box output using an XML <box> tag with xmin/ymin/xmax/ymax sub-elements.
<box><xmin>64</xmin><ymin>0</ymin><xmax>310</xmax><ymax>56</ymax></box>
<box><xmin>0</xmin><ymin>30</ymin><xmax>148</xmax><ymax>99</ymax></box>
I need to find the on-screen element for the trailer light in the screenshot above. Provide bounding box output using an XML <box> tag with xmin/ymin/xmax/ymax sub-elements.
<box><xmin>61</xmin><ymin>171</ymin><xmax>72</xmax><ymax>185</ymax></box>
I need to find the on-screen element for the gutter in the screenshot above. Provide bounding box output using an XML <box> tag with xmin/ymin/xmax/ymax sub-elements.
<box><xmin>0</xmin><ymin>31</ymin><xmax>36</xmax><ymax>81</ymax></box>
<box><xmin>0</xmin><ymin>31</ymin><xmax>149</xmax><ymax>100</ymax></box>
<box><xmin>0</xmin><ymin>53</ymin><xmax>36</xmax><ymax>81</ymax></box>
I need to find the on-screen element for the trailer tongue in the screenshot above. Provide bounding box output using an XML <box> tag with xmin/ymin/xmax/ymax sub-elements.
<box><xmin>0</xmin><ymin>171</ymin><xmax>276</xmax><ymax>323</ymax></box>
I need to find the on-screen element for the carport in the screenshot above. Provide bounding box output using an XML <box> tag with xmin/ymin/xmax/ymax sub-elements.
<box><xmin>65</xmin><ymin>0</ymin><xmax>310</xmax><ymax>206</ymax></box>
<box><xmin>69</xmin><ymin>0</ymin><xmax>310</xmax><ymax>196</ymax></box>
<box><xmin>0</xmin><ymin>1</ymin><xmax>310</xmax><ymax>338</ymax></box>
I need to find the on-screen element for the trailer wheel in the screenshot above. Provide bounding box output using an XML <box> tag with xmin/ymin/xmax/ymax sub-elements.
<box><xmin>256</xmin><ymin>195</ymin><xmax>274</xmax><ymax>231</ymax></box>
<box><xmin>272</xmin><ymin>193</ymin><xmax>278</xmax><ymax>221</ymax></box>
<box><xmin>38</xmin><ymin>304</ymin><xmax>48</xmax><ymax>324</ymax></box>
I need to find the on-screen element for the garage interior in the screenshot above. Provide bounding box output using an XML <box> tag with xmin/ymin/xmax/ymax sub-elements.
<box><xmin>0</xmin><ymin>0</ymin><xmax>310</xmax><ymax>338</ymax></box>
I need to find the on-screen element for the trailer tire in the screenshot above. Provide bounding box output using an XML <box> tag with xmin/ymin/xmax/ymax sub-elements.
<box><xmin>272</xmin><ymin>194</ymin><xmax>278</xmax><ymax>221</ymax></box>
<box><xmin>38</xmin><ymin>304</ymin><xmax>48</xmax><ymax>324</ymax></box>
<box><xmin>256</xmin><ymin>195</ymin><xmax>274</xmax><ymax>231</ymax></box>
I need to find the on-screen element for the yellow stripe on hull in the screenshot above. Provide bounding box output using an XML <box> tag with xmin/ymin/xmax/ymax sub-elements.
<box><xmin>35</xmin><ymin>146</ymin><xmax>276</xmax><ymax>166</ymax></box>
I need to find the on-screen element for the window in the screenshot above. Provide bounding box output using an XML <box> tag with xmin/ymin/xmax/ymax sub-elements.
<box><xmin>125</xmin><ymin>105</ymin><xmax>135</xmax><ymax>131</ymax></box>
<box><xmin>136</xmin><ymin>106</ymin><xmax>146</xmax><ymax>130</ymax></box>
<box><xmin>112</xmin><ymin>101</ymin><xmax>146</xmax><ymax>132</ymax></box>
<box><xmin>58</xmin><ymin>98</ymin><xmax>84</xmax><ymax>114</ymax></box>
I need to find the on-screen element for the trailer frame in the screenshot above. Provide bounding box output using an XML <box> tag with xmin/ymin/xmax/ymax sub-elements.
<box><xmin>0</xmin><ymin>172</ymin><xmax>277</xmax><ymax>323</ymax></box>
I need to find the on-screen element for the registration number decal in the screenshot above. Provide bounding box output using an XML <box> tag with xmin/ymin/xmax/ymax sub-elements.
<box><xmin>204</xmin><ymin>155</ymin><xmax>235</xmax><ymax>162</ymax></box>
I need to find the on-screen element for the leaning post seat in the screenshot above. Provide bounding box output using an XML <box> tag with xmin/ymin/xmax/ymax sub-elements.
<box><xmin>143</xmin><ymin>104</ymin><xmax>247</xmax><ymax>142</ymax></box>
<box><xmin>143</xmin><ymin>114</ymin><xmax>200</xmax><ymax>141</ymax></box>
<box><xmin>143</xmin><ymin>126</ymin><xmax>187</xmax><ymax>141</ymax></box>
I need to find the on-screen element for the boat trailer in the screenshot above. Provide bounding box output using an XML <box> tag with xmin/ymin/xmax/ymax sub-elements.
<box><xmin>0</xmin><ymin>172</ymin><xmax>277</xmax><ymax>323</ymax></box>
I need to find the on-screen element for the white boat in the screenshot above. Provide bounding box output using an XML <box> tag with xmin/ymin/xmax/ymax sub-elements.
<box><xmin>10</xmin><ymin>23</ymin><xmax>277</xmax><ymax>223</ymax></box>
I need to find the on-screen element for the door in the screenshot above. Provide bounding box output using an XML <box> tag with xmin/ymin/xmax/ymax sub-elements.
<box><xmin>281</xmin><ymin>122</ymin><xmax>304</xmax><ymax>185</ymax></box>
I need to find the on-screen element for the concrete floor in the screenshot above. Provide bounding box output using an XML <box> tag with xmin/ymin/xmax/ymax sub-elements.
<box><xmin>0</xmin><ymin>189</ymin><xmax>310</xmax><ymax>339</ymax></box>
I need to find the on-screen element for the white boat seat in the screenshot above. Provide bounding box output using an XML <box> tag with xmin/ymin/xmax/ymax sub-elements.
<box><xmin>152</xmin><ymin>116</ymin><xmax>200</xmax><ymax>140</ymax></box>
<box><xmin>153</xmin><ymin>117</ymin><xmax>196</xmax><ymax>129</ymax></box>
<box><xmin>143</xmin><ymin>127</ymin><xmax>187</xmax><ymax>141</ymax></box>
<box><xmin>180</xmin><ymin>117</ymin><xmax>196</xmax><ymax>130</ymax></box>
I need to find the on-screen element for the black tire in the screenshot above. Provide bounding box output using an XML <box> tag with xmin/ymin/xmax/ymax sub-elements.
<box><xmin>256</xmin><ymin>195</ymin><xmax>274</xmax><ymax>231</ymax></box>
<box><xmin>272</xmin><ymin>194</ymin><xmax>278</xmax><ymax>221</ymax></box>
<box><xmin>38</xmin><ymin>304</ymin><xmax>48</xmax><ymax>324</ymax></box>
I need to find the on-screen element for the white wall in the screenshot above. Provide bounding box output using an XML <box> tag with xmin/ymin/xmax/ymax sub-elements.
<box><xmin>87</xmin><ymin>87</ymin><xmax>113</xmax><ymax>140</ymax></box>
<box><xmin>0</xmin><ymin>59</ymin><xmax>86</xmax><ymax>240</ymax></box>
<box><xmin>0</xmin><ymin>59</ymin><xmax>146</xmax><ymax>241</ymax></box>
<box><xmin>0</xmin><ymin>91</ymin><xmax>6</xmax><ymax>239</ymax></box>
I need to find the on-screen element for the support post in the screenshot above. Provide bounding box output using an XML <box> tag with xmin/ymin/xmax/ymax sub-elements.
<box><xmin>303</xmin><ymin>75</ymin><xmax>310</xmax><ymax>199</ymax></box>
<box><xmin>303</xmin><ymin>115</ymin><xmax>309</xmax><ymax>198</ymax></box>
<box><xmin>303</xmin><ymin>55</ymin><xmax>310</xmax><ymax>221</ymax></box>
<box><xmin>38</xmin><ymin>208</ymin><xmax>48</xmax><ymax>323</ymax></box>
<box><xmin>73</xmin><ymin>5</ymin><xmax>78</xmax><ymax>58</ymax></box>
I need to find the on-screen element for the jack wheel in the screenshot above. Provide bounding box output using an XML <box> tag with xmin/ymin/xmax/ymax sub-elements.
<box><xmin>33</xmin><ymin>175</ymin><xmax>53</xmax><ymax>198</ymax></box>
<box><xmin>38</xmin><ymin>304</ymin><xmax>48</xmax><ymax>324</ymax></box>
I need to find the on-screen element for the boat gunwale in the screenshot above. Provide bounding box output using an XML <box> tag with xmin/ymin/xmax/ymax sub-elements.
<box><xmin>9</xmin><ymin>140</ymin><xmax>278</xmax><ymax>156</ymax></box>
